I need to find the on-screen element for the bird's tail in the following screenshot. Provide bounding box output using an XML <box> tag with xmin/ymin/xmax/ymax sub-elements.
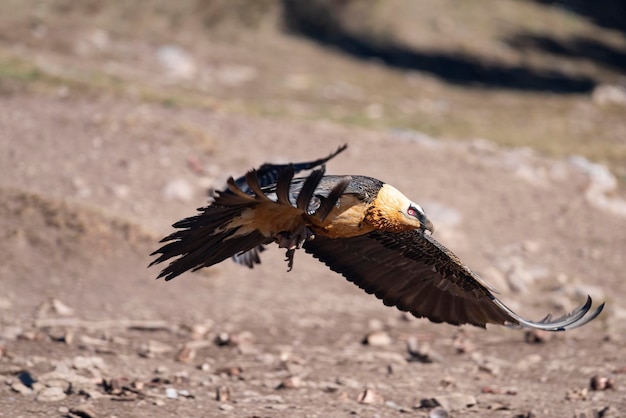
<box><xmin>150</xmin><ymin>174</ymin><xmax>274</xmax><ymax>281</ymax></box>
<box><xmin>150</xmin><ymin>205</ymin><xmax>271</xmax><ymax>281</ymax></box>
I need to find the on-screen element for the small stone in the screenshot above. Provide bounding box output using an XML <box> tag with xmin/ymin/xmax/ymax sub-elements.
<box><xmin>69</xmin><ymin>405</ymin><xmax>98</xmax><ymax>418</ymax></box>
<box><xmin>11</xmin><ymin>381</ymin><xmax>32</xmax><ymax>395</ymax></box>
<box><xmin>190</xmin><ymin>323</ymin><xmax>211</xmax><ymax>340</ymax></box>
<box><xmin>153</xmin><ymin>399</ymin><xmax>166</xmax><ymax>406</ymax></box>
<box><xmin>361</xmin><ymin>330</ymin><xmax>392</xmax><ymax>346</ymax></box>
<box><xmin>439</xmin><ymin>376</ymin><xmax>456</xmax><ymax>388</ymax></box>
<box><xmin>178</xmin><ymin>390</ymin><xmax>194</xmax><ymax>398</ymax></box>
<box><xmin>418</xmin><ymin>398</ymin><xmax>439</xmax><ymax>409</ymax></box>
<box><xmin>565</xmin><ymin>387</ymin><xmax>588</xmax><ymax>401</ymax></box>
<box><xmin>357</xmin><ymin>389</ymin><xmax>385</xmax><ymax>405</ymax></box>
<box><xmin>452</xmin><ymin>332</ymin><xmax>474</xmax><ymax>354</ymax></box>
<box><xmin>165</xmin><ymin>387</ymin><xmax>178</xmax><ymax>399</ymax></box>
<box><xmin>433</xmin><ymin>394</ymin><xmax>477</xmax><ymax>412</ymax></box>
<box><xmin>276</xmin><ymin>376</ymin><xmax>301</xmax><ymax>389</ymax></box>
<box><xmin>214</xmin><ymin>332</ymin><xmax>231</xmax><ymax>346</ymax></box>
<box><xmin>590</xmin><ymin>375</ymin><xmax>615</xmax><ymax>391</ymax></box>
<box><xmin>216</xmin><ymin>366</ymin><xmax>243</xmax><ymax>377</ymax></box>
<box><xmin>598</xmin><ymin>406</ymin><xmax>620</xmax><ymax>417</ymax></box>
<box><xmin>176</xmin><ymin>346</ymin><xmax>196</xmax><ymax>364</ymax></box>
<box><xmin>73</xmin><ymin>356</ymin><xmax>105</xmax><ymax>370</ymax></box>
<box><xmin>219</xmin><ymin>403</ymin><xmax>234</xmax><ymax>412</ymax></box>
<box><xmin>429</xmin><ymin>406</ymin><xmax>450</xmax><ymax>418</ymax></box>
<box><xmin>407</xmin><ymin>337</ymin><xmax>442</xmax><ymax>363</ymax></box>
<box><xmin>36</xmin><ymin>386</ymin><xmax>67</xmax><ymax>402</ymax></box>
<box><xmin>1</xmin><ymin>325</ymin><xmax>23</xmax><ymax>340</ymax></box>
<box><xmin>592</xmin><ymin>84</ymin><xmax>626</xmax><ymax>107</ymax></box>
<box><xmin>51</xmin><ymin>298</ymin><xmax>75</xmax><ymax>316</ymax></box>
<box><xmin>154</xmin><ymin>365</ymin><xmax>169</xmax><ymax>374</ymax></box>
<box><xmin>61</xmin><ymin>330</ymin><xmax>74</xmax><ymax>345</ymax></box>
<box><xmin>139</xmin><ymin>340</ymin><xmax>173</xmax><ymax>357</ymax></box>
<box><xmin>216</xmin><ymin>386</ymin><xmax>231</xmax><ymax>401</ymax></box>
<box><xmin>336</xmin><ymin>377</ymin><xmax>360</xmax><ymax>389</ymax></box>
<box><xmin>573</xmin><ymin>407</ymin><xmax>617</xmax><ymax>418</ymax></box>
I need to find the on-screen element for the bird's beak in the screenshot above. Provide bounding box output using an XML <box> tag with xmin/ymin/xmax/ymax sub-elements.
<box><xmin>422</xmin><ymin>216</ymin><xmax>435</xmax><ymax>234</ymax></box>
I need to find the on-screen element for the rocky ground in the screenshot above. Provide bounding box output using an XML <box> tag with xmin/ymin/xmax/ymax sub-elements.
<box><xmin>1</xmin><ymin>1</ymin><xmax>625</xmax><ymax>417</ymax></box>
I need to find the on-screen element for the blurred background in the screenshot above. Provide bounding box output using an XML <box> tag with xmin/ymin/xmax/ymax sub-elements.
<box><xmin>1</xmin><ymin>1</ymin><xmax>625</xmax><ymax>416</ymax></box>
<box><xmin>1</xmin><ymin>0</ymin><xmax>625</xmax><ymax>174</ymax></box>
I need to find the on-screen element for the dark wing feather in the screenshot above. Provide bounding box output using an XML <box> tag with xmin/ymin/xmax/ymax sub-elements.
<box><xmin>304</xmin><ymin>230</ymin><xmax>604</xmax><ymax>330</ymax></box>
<box><xmin>226</xmin><ymin>145</ymin><xmax>347</xmax><ymax>265</ymax></box>
<box><xmin>233</xmin><ymin>144</ymin><xmax>347</xmax><ymax>192</ymax></box>
<box><xmin>150</xmin><ymin>172</ymin><xmax>274</xmax><ymax>280</ymax></box>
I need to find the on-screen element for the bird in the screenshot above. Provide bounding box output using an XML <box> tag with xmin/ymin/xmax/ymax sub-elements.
<box><xmin>150</xmin><ymin>145</ymin><xmax>604</xmax><ymax>331</ymax></box>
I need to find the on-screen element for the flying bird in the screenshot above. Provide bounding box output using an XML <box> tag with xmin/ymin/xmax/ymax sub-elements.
<box><xmin>150</xmin><ymin>145</ymin><xmax>604</xmax><ymax>331</ymax></box>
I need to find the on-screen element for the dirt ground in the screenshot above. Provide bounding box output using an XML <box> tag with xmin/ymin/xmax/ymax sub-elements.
<box><xmin>1</xmin><ymin>2</ymin><xmax>626</xmax><ymax>417</ymax></box>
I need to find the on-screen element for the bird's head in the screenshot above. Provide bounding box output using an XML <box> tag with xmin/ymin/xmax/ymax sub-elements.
<box><xmin>366</xmin><ymin>184</ymin><xmax>435</xmax><ymax>234</ymax></box>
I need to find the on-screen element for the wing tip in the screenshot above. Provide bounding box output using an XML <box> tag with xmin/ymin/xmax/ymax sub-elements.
<box><xmin>502</xmin><ymin>295</ymin><xmax>605</xmax><ymax>331</ymax></box>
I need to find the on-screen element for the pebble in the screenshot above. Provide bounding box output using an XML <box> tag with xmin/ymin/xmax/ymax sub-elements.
<box><xmin>36</xmin><ymin>386</ymin><xmax>67</xmax><ymax>402</ymax></box>
<box><xmin>433</xmin><ymin>394</ymin><xmax>477</xmax><ymax>411</ymax></box>
<box><xmin>219</xmin><ymin>403</ymin><xmax>234</xmax><ymax>412</ymax></box>
<box><xmin>165</xmin><ymin>387</ymin><xmax>178</xmax><ymax>399</ymax></box>
<box><xmin>176</xmin><ymin>346</ymin><xmax>196</xmax><ymax>364</ymax></box>
<box><xmin>565</xmin><ymin>388</ymin><xmax>588</xmax><ymax>401</ymax></box>
<box><xmin>11</xmin><ymin>381</ymin><xmax>33</xmax><ymax>395</ymax></box>
<box><xmin>73</xmin><ymin>356</ymin><xmax>105</xmax><ymax>370</ymax></box>
<box><xmin>590</xmin><ymin>375</ymin><xmax>615</xmax><ymax>391</ymax></box>
<box><xmin>216</xmin><ymin>366</ymin><xmax>243</xmax><ymax>377</ymax></box>
<box><xmin>69</xmin><ymin>405</ymin><xmax>98</xmax><ymax>418</ymax></box>
<box><xmin>407</xmin><ymin>338</ymin><xmax>442</xmax><ymax>363</ymax></box>
<box><xmin>592</xmin><ymin>84</ymin><xmax>626</xmax><ymax>107</ymax></box>
<box><xmin>216</xmin><ymin>386</ymin><xmax>231</xmax><ymax>401</ymax></box>
<box><xmin>178</xmin><ymin>389</ymin><xmax>194</xmax><ymax>398</ymax></box>
<box><xmin>357</xmin><ymin>389</ymin><xmax>385</xmax><ymax>405</ymax></box>
<box><xmin>276</xmin><ymin>376</ymin><xmax>301</xmax><ymax>389</ymax></box>
<box><xmin>362</xmin><ymin>330</ymin><xmax>392</xmax><ymax>346</ymax></box>
<box><xmin>214</xmin><ymin>332</ymin><xmax>232</xmax><ymax>346</ymax></box>
<box><xmin>429</xmin><ymin>406</ymin><xmax>450</xmax><ymax>418</ymax></box>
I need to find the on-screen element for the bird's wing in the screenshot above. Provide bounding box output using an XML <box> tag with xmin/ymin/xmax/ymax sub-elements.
<box><xmin>228</xmin><ymin>144</ymin><xmax>347</xmax><ymax>267</ymax></box>
<box><xmin>233</xmin><ymin>144</ymin><xmax>347</xmax><ymax>192</ymax></box>
<box><xmin>304</xmin><ymin>230</ymin><xmax>604</xmax><ymax>330</ymax></box>
<box><xmin>151</xmin><ymin>165</ymin><xmax>347</xmax><ymax>279</ymax></box>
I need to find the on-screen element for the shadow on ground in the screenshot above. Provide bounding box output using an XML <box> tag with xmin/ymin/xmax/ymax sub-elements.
<box><xmin>281</xmin><ymin>0</ymin><xmax>597</xmax><ymax>93</ymax></box>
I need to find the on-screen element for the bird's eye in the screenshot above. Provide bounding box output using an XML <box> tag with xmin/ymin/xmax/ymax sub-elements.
<box><xmin>407</xmin><ymin>204</ymin><xmax>423</xmax><ymax>219</ymax></box>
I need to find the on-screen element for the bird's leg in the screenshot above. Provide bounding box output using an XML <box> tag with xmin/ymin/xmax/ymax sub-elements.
<box><xmin>276</xmin><ymin>224</ymin><xmax>315</xmax><ymax>272</ymax></box>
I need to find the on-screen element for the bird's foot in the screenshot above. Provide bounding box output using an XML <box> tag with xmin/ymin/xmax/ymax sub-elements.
<box><xmin>276</xmin><ymin>225</ymin><xmax>315</xmax><ymax>272</ymax></box>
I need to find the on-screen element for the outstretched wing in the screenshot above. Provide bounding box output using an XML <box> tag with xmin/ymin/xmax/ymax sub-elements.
<box><xmin>304</xmin><ymin>230</ymin><xmax>604</xmax><ymax>330</ymax></box>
